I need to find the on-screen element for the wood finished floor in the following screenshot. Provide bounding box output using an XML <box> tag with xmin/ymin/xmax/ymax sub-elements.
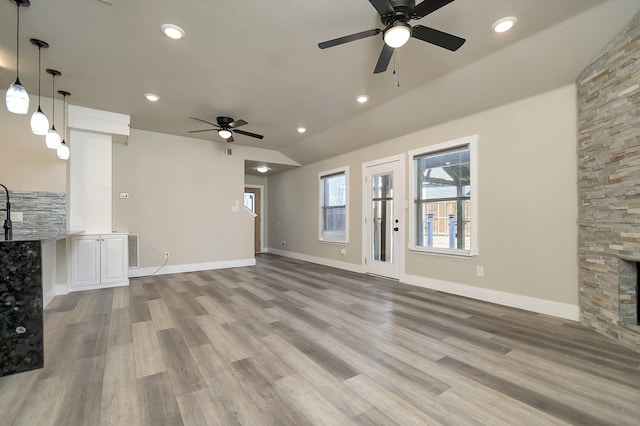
<box><xmin>1</xmin><ymin>254</ymin><xmax>640</xmax><ymax>425</ymax></box>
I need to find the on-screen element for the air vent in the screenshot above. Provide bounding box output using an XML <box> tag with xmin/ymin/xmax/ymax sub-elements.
<box><xmin>128</xmin><ymin>233</ymin><xmax>140</xmax><ymax>268</ymax></box>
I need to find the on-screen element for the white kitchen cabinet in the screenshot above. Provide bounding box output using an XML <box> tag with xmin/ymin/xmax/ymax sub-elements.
<box><xmin>70</xmin><ymin>233</ymin><xmax>129</xmax><ymax>291</ymax></box>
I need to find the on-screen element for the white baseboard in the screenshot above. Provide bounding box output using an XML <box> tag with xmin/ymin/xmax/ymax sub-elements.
<box><xmin>264</xmin><ymin>248</ymin><xmax>579</xmax><ymax>321</ymax></box>
<box><xmin>68</xmin><ymin>280</ymin><xmax>130</xmax><ymax>293</ymax></box>
<box><xmin>128</xmin><ymin>258</ymin><xmax>256</xmax><ymax>278</ymax></box>
<box><xmin>55</xmin><ymin>284</ymin><xmax>69</xmax><ymax>296</ymax></box>
<box><xmin>266</xmin><ymin>248</ymin><xmax>366</xmax><ymax>274</ymax></box>
<box><xmin>400</xmin><ymin>273</ymin><xmax>580</xmax><ymax>321</ymax></box>
<box><xmin>43</xmin><ymin>287</ymin><xmax>57</xmax><ymax>308</ymax></box>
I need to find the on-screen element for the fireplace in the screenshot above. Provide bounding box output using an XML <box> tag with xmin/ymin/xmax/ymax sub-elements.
<box><xmin>619</xmin><ymin>260</ymin><xmax>640</xmax><ymax>328</ymax></box>
<box><xmin>577</xmin><ymin>9</ymin><xmax>640</xmax><ymax>350</ymax></box>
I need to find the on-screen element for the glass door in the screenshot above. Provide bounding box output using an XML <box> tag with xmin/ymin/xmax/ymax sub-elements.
<box><xmin>365</xmin><ymin>160</ymin><xmax>402</xmax><ymax>279</ymax></box>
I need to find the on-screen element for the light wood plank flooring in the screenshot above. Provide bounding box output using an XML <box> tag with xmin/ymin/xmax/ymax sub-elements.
<box><xmin>1</xmin><ymin>254</ymin><xmax>639</xmax><ymax>425</ymax></box>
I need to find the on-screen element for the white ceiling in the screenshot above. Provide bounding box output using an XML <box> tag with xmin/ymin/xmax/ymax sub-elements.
<box><xmin>1</xmin><ymin>0</ymin><xmax>638</xmax><ymax>166</ymax></box>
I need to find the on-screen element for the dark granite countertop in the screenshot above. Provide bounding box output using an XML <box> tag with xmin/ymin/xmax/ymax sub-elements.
<box><xmin>1</xmin><ymin>230</ymin><xmax>85</xmax><ymax>243</ymax></box>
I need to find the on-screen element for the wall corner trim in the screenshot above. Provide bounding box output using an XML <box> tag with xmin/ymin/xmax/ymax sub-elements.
<box><xmin>400</xmin><ymin>272</ymin><xmax>580</xmax><ymax>321</ymax></box>
<box><xmin>128</xmin><ymin>258</ymin><xmax>256</xmax><ymax>278</ymax></box>
<box><xmin>266</xmin><ymin>248</ymin><xmax>366</xmax><ymax>274</ymax></box>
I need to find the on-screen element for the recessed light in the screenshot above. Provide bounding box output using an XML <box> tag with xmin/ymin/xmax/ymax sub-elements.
<box><xmin>161</xmin><ymin>24</ymin><xmax>185</xmax><ymax>40</ymax></box>
<box><xmin>492</xmin><ymin>17</ymin><xmax>517</xmax><ymax>33</ymax></box>
<box><xmin>356</xmin><ymin>95</ymin><xmax>369</xmax><ymax>104</ymax></box>
<box><xmin>297</xmin><ymin>127</ymin><xmax>306</xmax><ymax>134</ymax></box>
<box><xmin>256</xmin><ymin>166</ymin><xmax>269</xmax><ymax>173</ymax></box>
<box><xmin>144</xmin><ymin>93</ymin><xmax>159</xmax><ymax>102</ymax></box>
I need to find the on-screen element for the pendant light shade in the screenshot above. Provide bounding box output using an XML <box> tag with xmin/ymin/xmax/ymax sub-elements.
<box><xmin>6</xmin><ymin>1</ymin><xmax>30</xmax><ymax>114</ymax></box>
<box><xmin>30</xmin><ymin>39</ymin><xmax>50</xmax><ymax>135</ymax></box>
<box><xmin>45</xmin><ymin>68</ymin><xmax>62</xmax><ymax>149</ymax></box>
<box><xmin>6</xmin><ymin>81</ymin><xmax>29</xmax><ymax>114</ymax></box>
<box><xmin>57</xmin><ymin>90</ymin><xmax>70</xmax><ymax>160</ymax></box>
<box><xmin>46</xmin><ymin>128</ymin><xmax>61</xmax><ymax>149</ymax></box>
<box><xmin>31</xmin><ymin>107</ymin><xmax>49</xmax><ymax>135</ymax></box>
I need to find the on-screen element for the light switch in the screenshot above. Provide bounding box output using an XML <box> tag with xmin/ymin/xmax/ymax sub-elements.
<box><xmin>10</xmin><ymin>211</ymin><xmax>23</xmax><ymax>222</ymax></box>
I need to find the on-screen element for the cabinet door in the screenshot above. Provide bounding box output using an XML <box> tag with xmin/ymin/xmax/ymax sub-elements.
<box><xmin>100</xmin><ymin>234</ymin><xmax>128</xmax><ymax>284</ymax></box>
<box><xmin>71</xmin><ymin>236</ymin><xmax>101</xmax><ymax>287</ymax></box>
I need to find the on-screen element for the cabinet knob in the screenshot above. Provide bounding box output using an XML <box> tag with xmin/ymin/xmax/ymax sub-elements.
<box><xmin>16</xmin><ymin>326</ymin><xmax>26</xmax><ymax>334</ymax></box>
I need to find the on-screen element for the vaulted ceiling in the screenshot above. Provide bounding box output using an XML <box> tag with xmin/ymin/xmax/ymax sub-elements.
<box><xmin>1</xmin><ymin>0</ymin><xmax>638</xmax><ymax>165</ymax></box>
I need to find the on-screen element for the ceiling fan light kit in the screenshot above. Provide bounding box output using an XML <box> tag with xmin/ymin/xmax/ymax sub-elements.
<box><xmin>318</xmin><ymin>0</ymin><xmax>465</xmax><ymax>74</ymax></box>
<box><xmin>384</xmin><ymin>22</ymin><xmax>411</xmax><ymax>48</ymax></box>
<box><xmin>218</xmin><ymin>129</ymin><xmax>232</xmax><ymax>139</ymax></box>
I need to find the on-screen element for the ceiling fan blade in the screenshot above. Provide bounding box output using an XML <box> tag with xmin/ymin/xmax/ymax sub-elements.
<box><xmin>368</xmin><ymin>0</ymin><xmax>394</xmax><ymax>16</ymax></box>
<box><xmin>318</xmin><ymin>29</ymin><xmax>381</xmax><ymax>49</ymax></box>
<box><xmin>233</xmin><ymin>129</ymin><xmax>264</xmax><ymax>140</ymax></box>
<box><xmin>188</xmin><ymin>128</ymin><xmax>217</xmax><ymax>133</ymax></box>
<box><xmin>412</xmin><ymin>25</ymin><xmax>465</xmax><ymax>51</ymax></box>
<box><xmin>374</xmin><ymin>43</ymin><xmax>394</xmax><ymax>74</ymax></box>
<box><xmin>229</xmin><ymin>119</ymin><xmax>247</xmax><ymax>128</ymax></box>
<box><xmin>190</xmin><ymin>117</ymin><xmax>220</xmax><ymax>127</ymax></box>
<box><xmin>412</xmin><ymin>0</ymin><xmax>455</xmax><ymax>19</ymax></box>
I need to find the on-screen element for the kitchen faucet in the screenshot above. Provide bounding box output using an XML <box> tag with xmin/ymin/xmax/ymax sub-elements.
<box><xmin>0</xmin><ymin>183</ymin><xmax>12</xmax><ymax>240</ymax></box>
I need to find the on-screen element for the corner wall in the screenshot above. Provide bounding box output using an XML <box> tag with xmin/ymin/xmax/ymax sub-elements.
<box><xmin>269</xmin><ymin>85</ymin><xmax>579</xmax><ymax>318</ymax></box>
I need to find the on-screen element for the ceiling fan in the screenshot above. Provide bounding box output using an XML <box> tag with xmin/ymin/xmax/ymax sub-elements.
<box><xmin>188</xmin><ymin>116</ymin><xmax>264</xmax><ymax>142</ymax></box>
<box><xmin>318</xmin><ymin>0</ymin><xmax>465</xmax><ymax>74</ymax></box>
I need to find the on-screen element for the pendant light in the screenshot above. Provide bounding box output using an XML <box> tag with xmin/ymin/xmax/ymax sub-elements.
<box><xmin>5</xmin><ymin>0</ymin><xmax>31</xmax><ymax>114</ymax></box>
<box><xmin>56</xmin><ymin>90</ymin><xmax>70</xmax><ymax>160</ymax></box>
<box><xmin>45</xmin><ymin>69</ymin><xmax>62</xmax><ymax>149</ymax></box>
<box><xmin>30</xmin><ymin>39</ymin><xmax>50</xmax><ymax>135</ymax></box>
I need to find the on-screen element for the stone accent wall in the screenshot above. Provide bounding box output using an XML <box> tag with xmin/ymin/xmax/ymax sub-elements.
<box><xmin>3</xmin><ymin>191</ymin><xmax>66</xmax><ymax>239</ymax></box>
<box><xmin>577</xmin><ymin>10</ymin><xmax>640</xmax><ymax>351</ymax></box>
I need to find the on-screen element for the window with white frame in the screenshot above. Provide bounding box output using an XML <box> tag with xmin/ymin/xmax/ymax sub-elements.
<box><xmin>319</xmin><ymin>168</ymin><xmax>348</xmax><ymax>243</ymax></box>
<box><xmin>410</xmin><ymin>135</ymin><xmax>478</xmax><ymax>255</ymax></box>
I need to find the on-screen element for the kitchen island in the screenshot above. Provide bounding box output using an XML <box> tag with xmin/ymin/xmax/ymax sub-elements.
<box><xmin>0</xmin><ymin>238</ymin><xmax>44</xmax><ymax>376</ymax></box>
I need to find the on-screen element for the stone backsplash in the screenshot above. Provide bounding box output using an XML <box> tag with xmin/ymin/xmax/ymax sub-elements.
<box><xmin>2</xmin><ymin>191</ymin><xmax>66</xmax><ymax>240</ymax></box>
<box><xmin>577</xmin><ymin>10</ymin><xmax>640</xmax><ymax>351</ymax></box>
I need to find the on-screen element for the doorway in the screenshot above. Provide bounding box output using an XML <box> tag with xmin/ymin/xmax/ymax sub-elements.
<box><xmin>363</xmin><ymin>156</ymin><xmax>404</xmax><ymax>279</ymax></box>
<box><xmin>244</xmin><ymin>185</ymin><xmax>264</xmax><ymax>253</ymax></box>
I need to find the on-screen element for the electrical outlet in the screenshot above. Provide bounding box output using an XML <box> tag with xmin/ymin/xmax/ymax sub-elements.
<box><xmin>340</xmin><ymin>248</ymin><xmax>346</xmax><ymax>256</ymax></box>
<box><xmin>476</xmin><ymin>266</ymin><xmax>484</xmax><ymax>277</ymax></box>
<box><xmin>164</xmin><ymin>251</ymin><xmax>170</xmax><ymax>259</ymax></box>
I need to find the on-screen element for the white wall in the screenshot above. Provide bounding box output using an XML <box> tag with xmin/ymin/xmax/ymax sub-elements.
<box><xmin>112</xmin><ymin>129</ymin><xmax>258</xmax><ymax>270</ymax></box>
<box><xmin>0</xmin><ymin>90</ymin><xmax>66</xmax><ymax>192</ymax></box>
<box><xmin>68</xmin><ymin>130</ymin><xmax>112</xmax><ymax>233</ymax></box>
<box><xmin>268</xmin><ymin>85</ymin><xmax>579</xmax><ymax>316</ymax></box>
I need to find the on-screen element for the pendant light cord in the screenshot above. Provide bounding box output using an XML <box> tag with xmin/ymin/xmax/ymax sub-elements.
<box><xmin>51</xmin><ymin>75</ymin><xmax>55</xmax><ymax>128</ymax></box>
<box><xmin>62</xmin><ymin>94</ymin><xmax>66</xmax><ymax>141</ymax></box>
<box><xmin>16</xmin><ymin>4</ymin><xmax>20</xmax><ymax>79</ymax></box>
<box><xmin>37</xmin><ymin>47</ymin><xmax>41</xmax><ymax>106</ymax></box>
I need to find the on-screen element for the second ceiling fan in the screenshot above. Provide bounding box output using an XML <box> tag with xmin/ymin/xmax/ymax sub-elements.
<box><xmin>188</xmin><ymin>116</ymin><xmax>264</xmax><ymax>142</ymax></box>
<box><xmin>318</xmin><ymin>0</ymin><xmax>466</xmax><ymax>74</ymax></box>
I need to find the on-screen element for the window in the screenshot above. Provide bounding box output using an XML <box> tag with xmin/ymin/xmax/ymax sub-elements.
<box><xmin>409</xmin><ymin>135</ymin><xmax>478</xmax><ymax>255</ymax></box>
<box><xmin>319</xmin><ymin>168</ymin><xmax>348</xmax><ymax>243</ymax></box>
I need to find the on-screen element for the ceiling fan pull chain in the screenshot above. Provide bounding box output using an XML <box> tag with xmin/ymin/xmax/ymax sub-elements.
<box><xmin>397</xmin><ymin>50</ymin><xmax>401</xmax><ymax>88</ymax></box>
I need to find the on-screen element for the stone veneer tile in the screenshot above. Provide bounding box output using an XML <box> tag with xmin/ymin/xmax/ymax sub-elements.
<box><xmin>577</xmin><ymin>9</ymin><xmax>640</xmax><ymax>351</ymax></box>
